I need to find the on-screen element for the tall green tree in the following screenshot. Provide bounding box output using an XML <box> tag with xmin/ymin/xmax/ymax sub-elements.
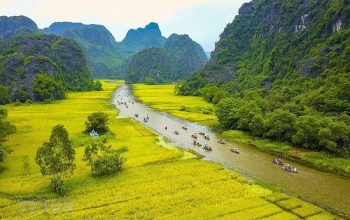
<box><xmin>215</xmin><ymin>97</ymin><xmax>244</xmax><ymax>129</ymax></box>
<box><xmin>35</xmin><ymin>124</ymin><xmax>75</xmax><ymax>194</ymax></box>
<box><xmin>0</xmin><ymin>108</ymin><xmax>16</xmax><ymax>164</ymax></box>
<box><xmin>264</xmin><ymin>109</ymin><xmax>297</xmax><ymax>141</ymax></box>
<box><xmin>85</xmin><ymin>111</ymin><xmax>109</xmax><ymax>134</ymax></box>
<box><xmin>83</xmin><ymin>139</ymin><xmax>128</xmax><ymax>175</ymax></box>
<box><xmin>292</xmin><ymin>115</ymin><xmax>321</xmax><ymax>150</ymax></box>
<box><xmin>33</xmin><ymin>74</ymin><xmax>65</xmax><ymax>101</ymax></box>
<box><xmin>0</xmin><ymin>85</ymin><xmax>10</xmax><ymax>104</ymax></box>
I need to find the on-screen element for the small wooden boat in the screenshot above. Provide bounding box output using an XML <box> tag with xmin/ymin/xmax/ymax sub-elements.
<box><xmin>271</xmin><ymin>159</ymin><xmax>283</xmax><ymax>165</ymax></box>
<box><xmin>282</xmin><ymin>166</ymin><xmax>298</xmax><ymax>173</ymax></box>
<box><xmin>230</xmin><ymin>148</ymin><xmax>240</xmax><ymax>154</ymax></box>
<box><xmin>203</xmin><ymin>144</ymin><xmax>212</xmax><ymax>151</ymax></box>
<box><xmin>217</xmin><ymin>139</ymin><xmax>226</xmax><ymax>144</ymax></box>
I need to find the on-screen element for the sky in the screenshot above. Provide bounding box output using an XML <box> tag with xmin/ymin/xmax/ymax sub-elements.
<box><xmin>0</xmin><ymin>0</ymin><xmax>250</xmax><ymax>52</ymax></box>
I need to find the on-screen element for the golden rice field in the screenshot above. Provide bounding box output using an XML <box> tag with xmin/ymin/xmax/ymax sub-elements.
<box><xmin>132</xmin><ymin>84</ymin><xmax>218</xmax><ymax>127</ymax></box>
<box><xmin>0</xmin><ymin>81</ymin><xmax>341</xmax><ymax>219</ymax></box>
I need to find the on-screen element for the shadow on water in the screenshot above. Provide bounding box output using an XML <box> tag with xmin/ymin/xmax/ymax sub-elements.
<box><xmin>113</xmin><ymin>83</ymin><xmax>350</xmax><ymax>218</ymax></box>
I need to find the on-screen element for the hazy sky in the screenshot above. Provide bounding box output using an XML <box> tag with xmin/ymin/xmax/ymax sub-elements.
<box><xmin>0</xmin><ymin>0</ymin><xmax>249</xmax><ymax>52</ymax></box>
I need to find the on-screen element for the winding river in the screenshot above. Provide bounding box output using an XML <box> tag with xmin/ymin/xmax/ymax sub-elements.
<box><xmin>113</xmin><ymin>83</ymin><xmax>350</xmax><ymax>217</ymax></box>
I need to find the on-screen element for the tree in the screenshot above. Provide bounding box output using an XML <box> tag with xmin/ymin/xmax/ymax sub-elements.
<box><xmin>0</xmin><ymin>108</ymin><xmax>16</xmax><ymax>164</ymax></box>
<box><xmin>292</xmin><ymin>115</ymin><xmax>321</xmax><ymax>149</ymax></box>
<box><xmin>33</xmin><ymin>74</ymin><xmax>65</xmax><ymax>101</ymax></box>
<box><xmin>0</xmin><ymin>85</ymin><xmax>10</xmax><ymax>104</ymax></box>
<box><xmin>85</xmin><ymin>111</ymin><xmax>109</xmax><ymax>134</ymax></box>
<box><xmin>236</xmin><ymin>102</ymin><xmax>262</xmax><ymax>131</ymax></box>
<box><xmin>35</xmin><ymin>124</ymin><xmax>75</xmax><ymax>194</ymax></box>
<box><xmin>319</xmin><ymin>121</ymin><xmax>350</xmax><ymax>155</ymax></box>
<box><xmin>93</xmin><ymin>80</ymin><xmax>103</xmax><ymax>91</ymax></box>
<box><xmin>13</xmin><ymin>85</ymin><xmax>30</xmax><ymax>103</ymax></box>
<box><xmin>83</xmin><ymin>139</ymin><xmax>128</xmax><ymax>175</ymax></box>
<box><xmin>264</xmin><ymin>109</ymin><xmax>297</xmax><ymax>141</ymax></box>
<box><xmin>215</xmin><ymin>97</ymin><xmax>244</xmax><ymax>129</ymax></box>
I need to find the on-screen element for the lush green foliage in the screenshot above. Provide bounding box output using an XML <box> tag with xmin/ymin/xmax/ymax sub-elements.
<box><xmin>176</xmin><ymin>0</ymin><xmax>350</xmax><ymax>156</ymax></box>
<box><xmin>35</xmin><ymin>124</ymin><xmax>76</xmax><ymax>193</ymax></box>
<box><xmin>0</xmin><ymin>32</ymin><xmax>93</xmax><ymax>103</ymax></box>
<box><xmin>125</xmin><ymin>47</ymin><xmax>173</xmax><ymax>83</ymax></box>
<box><xmin>44</xmin><ymin>22</ymin><xmax>123</xmax><ymax>78</ymax></box>
<box><xmin>83</xmin><ymin>139</ymin><xmax>128</xmax><ymax>175</ymax></box>
<box><xmin>0</xmin><ymin>108</ymin><xmax>16</xmax><ymax>163</ymax></box>
<box><xmin>85</xmin><ymin>111</ymin><xmax>109</xmax><ymax>134</ymax></box>
<box><xmin>33</xmin><ymin>73</ymin><xmax>65</xmax><ymax>101</ymax></box>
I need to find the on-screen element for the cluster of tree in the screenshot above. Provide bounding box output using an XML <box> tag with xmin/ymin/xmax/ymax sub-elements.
<box><xmin>83</xmin><ymin>139</ymin><xmax>128</xmax><ymax>176</ymax></box>
<box><xmin>174</xmin><ymin>0</ymin><xmax>350</xmax><ymax>156</ymax></box>
<box><xmin>0</xmin><ymin>108</ymin><xmax>16</xmax><ymax>164</ymax></box>
<box><xmin>215</xmin><ymin>95</ymin><xmax>350</xmax><ymax>156</ymax></box>
<box><xmin>35</xmin><ymin>112</ymin><xmax>127</xmax><ymax>195</ymax></box>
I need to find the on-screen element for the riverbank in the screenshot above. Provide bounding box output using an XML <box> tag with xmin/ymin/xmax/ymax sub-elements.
<box><xmin>131</xmin><ymin>83</ymin><xmax>350</xmax><ymax>178</ymax></box>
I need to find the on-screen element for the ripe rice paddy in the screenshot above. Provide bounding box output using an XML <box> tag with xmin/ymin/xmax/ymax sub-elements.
<box><xmin>0</xmin><ymin>81</ymin><xmax>341</xmax><ymax>219</ymax></box>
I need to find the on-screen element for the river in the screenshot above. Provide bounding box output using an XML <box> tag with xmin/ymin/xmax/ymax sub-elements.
<box><xmin>112</xmin><ymin>83</ymin><xmax>350</xmax><ymax>217</ymax></box>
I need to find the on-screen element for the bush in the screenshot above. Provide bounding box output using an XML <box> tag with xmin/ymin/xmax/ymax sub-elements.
<box><xmin>83</xmin><ymin>139</ymin><xmax>128</xmax><ymax>176</ymax></box>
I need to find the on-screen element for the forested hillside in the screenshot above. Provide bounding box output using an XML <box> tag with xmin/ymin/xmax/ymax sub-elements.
<box><xmin>0</xmin><ymin>33</ymin><xmax>93</xmax><ymax>103</ymax></box>
<box><xmin>0</xmin><ymin>15</ymin><xmax>39</xmax><ymax>40</ymax></box>
<box><xmin>125</xmin><ymin>34</ymin><xmax>207</xmax><ymax>84</ymax></box>
<box><xmin>176</xmin><ymin>0</ymin><xmax>350</xmax><ymax>156</ymax></box>
<box><xmin>125</xmin><ymin>47</ymin><xmax>173</xmax><ymax>84</ymax></box>
<box><xmin>43</xmin><ymin>22</ymin><xmax>123</xmax><ymax>78</ymax></box>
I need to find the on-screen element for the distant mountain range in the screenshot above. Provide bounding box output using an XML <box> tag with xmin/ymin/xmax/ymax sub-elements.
<box><xmin>0</xmin><ymin>15</ymin><xmax>208</xmax><ymax>102</ymax></box>
<box><xmin>43</xmin><ymin>21</ymin><xmax>208</xmax><ymax>79</ymax></box>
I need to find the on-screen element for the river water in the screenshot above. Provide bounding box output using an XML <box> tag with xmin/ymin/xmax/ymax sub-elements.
<box><xmin>112</xmin><ymin>83</ymin><xmax>350</xmax><ymax>217</ymax></box>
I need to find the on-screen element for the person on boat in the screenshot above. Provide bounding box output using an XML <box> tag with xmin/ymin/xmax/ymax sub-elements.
<box><xmin>277</xmin><ymin>158</ymin><xmax>283</xmax><ymax>164</ymax></box>
<box><xmin>285</xmin><ymin>164</ymin><xmax>291</xmax><ymax>171</ymax></box>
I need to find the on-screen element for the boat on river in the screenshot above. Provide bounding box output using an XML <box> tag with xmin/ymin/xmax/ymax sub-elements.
<box><xmin>271</xmin><ymin>158</ymin><xmax>283</xmax><ymax>165</ymax></box>
<box><xmin>282</xmin><ymin>165</ymin><xmax>298</xmax><ymax>173</ymax></box>
<box><xmin>230</xmin><ymin>147</ymin><xmax>240</xmax><ymax>154</ymax></box>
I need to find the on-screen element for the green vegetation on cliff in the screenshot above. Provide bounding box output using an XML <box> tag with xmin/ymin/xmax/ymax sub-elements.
<box><xmin>0</xmin><ymin>33</ymin><xmax>93</xmax><ymax>102</ymax></box>
<box><xmin>125</xmin><ymin>34</ymin><xmax>207</xmax><ymax>84</ymax></box>
<box><xmin>176</xmin><ymin>0</ymin><xmax>350</xmax><ymax>156</ymax></box>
